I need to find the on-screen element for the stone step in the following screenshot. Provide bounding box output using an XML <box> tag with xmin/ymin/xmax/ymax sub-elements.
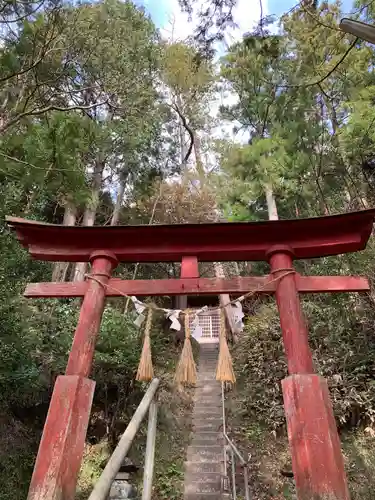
<box><xmin>195</xmin><ymin>385</ymin><xmax>221</xmax><ymax>392</ymax></box>
<box><xmin>194</xmin><ymin>392</ymin><xmax>221</xmax><ymax>398</ymax></box>
<box><xmin>186</xmin><ymin>453</ymin><xmax>224</xmax><ymax>464</ymax></box>
<box><xmin>194</xmin><ymin>393</ymin><xmax>221</xmax><ymax>399</ymax></box>
<box><xmin>194</xmin><ymin>396</ymin><xmax>222</xmax><ymax>403</ymax></box>
<box><xmin>194</xmin><ymin>402</ymin><xmax>222</xmax><ymax>409</ymax></box>
<box><xmin>193</xmin><ymin>405</ymin><xmax>222</xmax><ymax>411</ymax></box>
<box><xmin>184</xmin><ymin>493</ymin><xmax>222</xmax><ymax>500</ymax></box>
<box><xmin>195</xmin><ymin>382</ymin><xmax>221</xmax><ymax>387</ymax></box>
<box><xmin>192</xmin><ymin>430</ymin><xmax>223</xmax><ymax>439</ymax></box>
<box><xmin>187</xmin><ymin>445</ymin><xmax>222</xmax><ymax>458</ymax></box>
<box><xmin>184</xmin><ymin>345</ymin><xmax>224</xmax><ymax>499</ymax></box>
<box><xmin>196</xmin><ymin>384</ymin><xmax>221</xmax><ymax>389</ymax></box>
<box><xmin>194</xmin><ymin>393</ymin><xmax>222</xmax><ymax>401</ymax></box>
<box><xmin>185</xmin><ymin>461</ymin><xmax>222</xmax><ymax>474</ymax></box>
<box><xmin>194</xmin><ymin>392</ymin><xmax>221</xmax><ymax>399</ymax></box>
<box><xmin>193</xmin><ymin>414</ymin><xmax>223</xmax><ymax>423</ymax></box>
<box><xmin>185</xmin><ymin>472</ymin><xmax>222</xmax><ymax>483</ymax></box>
<box><xmin>187</xmin><ymin>452</ymin><xmax>222</xmax><ymax>463</ymax></box>
<box><xmin>186</xmin><ymin>446</ymin><xmax>224</xmax><ymax>463</ymax></box>
<box><xmin>193</xmin><ymin>417</ymin><xmax>223</xmax><ymax>432</ymax></box>
<box><xmin>191</xmin><ymin>437</ymin><xmax>223</xmax><ymax>447</ymax></box>
<box><xmin>193</xmin><ymin>420</ymin><xmax>223</xmax><ymax>432</ymax></box>
<box><xmin>184</xmin><ymin>479</ymin><xmax>222</xmax><ymax>494</ymax></box>
<box><xmin>194</xmin><ymin>398</ymin><xmax>222</xmax><ymax>406</ymax></box>
<box><xmin>193</xmin><ymin>409</ymin><xmax>222</xmax><ymax>418</ymax></box>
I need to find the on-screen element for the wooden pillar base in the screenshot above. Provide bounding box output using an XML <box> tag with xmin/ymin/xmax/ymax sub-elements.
<box><xmin>282</xmin><ymin>374</ymin><xmax>349</xmax><ymax>500</ymax></box>
<box><xmin>28</xmin><ymin>375</ymin><xmax>95</xmax><ymax>500</ymax></box>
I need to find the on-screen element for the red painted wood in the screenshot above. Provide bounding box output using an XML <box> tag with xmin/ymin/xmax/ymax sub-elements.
<box><xmin>23</xmin><ymin>274</ymin><xmax>370</xmax><ymax>298</ymax></box>
<box><xmin>65</xmin><ymin>251</ymin><xmax>117</xmax><ymax>377</ymax></box>
<box><xmin>282</xmin><ymin>375</ymin><xmax>350</xmax><ymax>500</ymax></box>
<box><xmin>27</xmin><ymin>375</ymin><xmax>95</xmax><ymax>500</ymax></box>
<box><xmin>8</xmin><ymin>211</ymin><xmax>370</xmax><ymax>500</ymax></box>
<box><xmin>6</xmin><ymin>209</ymin><xmax>375</xmax><ymax>262</ymax></box>
<box><xmin>269</xmin><ymin>250</ymin><xmax>314</xmax><ymax>374</ymax></box>
<box><xmin>181</xmin><ymin>256</ymin><xmax>199</xmax><ymax>278</ymax></box>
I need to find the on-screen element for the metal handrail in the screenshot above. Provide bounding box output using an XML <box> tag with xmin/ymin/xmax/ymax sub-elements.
<box><xmin>88</xmin><ymin>378</ymin><xmax>160</xmax><ymax>500</ymax></box>
<box><xmin>221</xmin><ymin>382</ymin><xmax>251</xmax><ymax>500</ymax></box>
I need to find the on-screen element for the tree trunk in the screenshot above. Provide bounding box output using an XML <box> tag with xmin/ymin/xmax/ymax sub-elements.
<box><xmin>110</xmin><ymin>178</ymin><xmax>126</xmax><ymax>226</ymax></box>
<box><xmin>178</xmin><ymin>94</ymin><xmax>187</xmax><ymax>169</ymax></box>
<box><xmin>214</xmin><ymin>262</ymin><xmax>239</xmax><ymax>342</ymax></box>
<box><xmin>265</xmin><ymin>183</ymin><xmax>279</xmax><ymax>220</ymax></box>
<box><xmin>327</xmin><ymin>98</ymin><xmax>369</xmax><ymax>210</ymax></box>
<box><xmin>73</xmin><ymin>158</ymin><xmax>105</xmax><ymax>282</ymax></box>
<box><xmin>52</xmin><ymin>202</ymin><xmax>77</xmax><ymax>281</ymax></box>
<box><xmin>193</xmin><ymin>133</ymin><xmax>205</xmax><ymax>182</ymax></box>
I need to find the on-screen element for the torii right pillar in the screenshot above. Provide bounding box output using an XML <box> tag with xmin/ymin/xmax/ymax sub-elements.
<box><xmin>268</xmin><ymin>245</ymin><xmax>350</xmax><ymax>500</ymax></box>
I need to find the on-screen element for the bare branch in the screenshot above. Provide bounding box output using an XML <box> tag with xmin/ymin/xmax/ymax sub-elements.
<box><xmin>0</xmin><ymin>150</ymin><xmax>85</xmax><ymax>173</ymax></box>
<box><xmin>171</xmin><ymin>101</ymin><xmax>194</xmax><ymax>164</ymax></box>
<box><xmin>0</xmin><ymin>100</ymin><xmax>109</xmax><ymax>133</ymax></box>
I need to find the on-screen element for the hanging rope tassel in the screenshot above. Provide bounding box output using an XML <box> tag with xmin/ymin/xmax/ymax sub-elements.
<box><xmin>174</xmin><ymin>310</ymin><xmax>197</xmax><ymax>385</ymax></box>
<box><xmin>136</xmin><ymin>308</ymin><xmax>154</xmax><ymax>381</ymax></box>
<box><xmin>216</xmin><ymin>309</ymin><xmax>236</xmax><ymax>383</ymax></box>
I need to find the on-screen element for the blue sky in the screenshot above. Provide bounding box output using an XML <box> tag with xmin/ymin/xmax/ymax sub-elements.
<box><xmin>267</xmin><ymin>0</ymin><xmax>354</xmax><ymax>17</ymax></box>
<box><xmin>140</xmin><ymin>0</ymin><xmax>357</xmax><ymax>36</ymax></box>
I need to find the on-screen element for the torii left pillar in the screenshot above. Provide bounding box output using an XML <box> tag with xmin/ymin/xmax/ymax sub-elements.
<box><xmin>27</xmin><ymin>251</ymin><xmax>118</xmax><ymax>500</ymax></box>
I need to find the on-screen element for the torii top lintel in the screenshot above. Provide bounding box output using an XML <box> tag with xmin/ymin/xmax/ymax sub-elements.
<box><xmin>6</xmin><ymin>209</ymin><xmax>375</xmax><ymax>263</ymax></box>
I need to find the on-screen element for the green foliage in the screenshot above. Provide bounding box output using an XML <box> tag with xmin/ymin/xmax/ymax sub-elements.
<box><xmin>219</xmin><ymin>1</ymin><xmax>375</xmax><ymax>218</ymax></box>
<box><xmin>233</xmin><ymin>290</ymin><xmax>375</xmax><ymax>431</ymax></box>
<box><xmin>233</xmin><ymin>304</ymin><xmax>287</xmax><ymax>430</ymax></box>
<box><xmin>155</xmin><ymin>463</ymin><xmax>184</xmax><ymax>500</ymax></box>
<box><xmin>3</xmin><ymin>0</ymin><xmax>375</xmax><ymax>497</ymax></box>
<box><xmin>0</xmin><ymin>112</ymin><xmax>98</xmax><ymax>203</ymax></box>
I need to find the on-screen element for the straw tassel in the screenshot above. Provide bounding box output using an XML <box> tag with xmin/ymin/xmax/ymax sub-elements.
<box><xmin>216</xmin><ymin>309</ymin><xmax>236</xmax><ymax>383</ymax></box>
<box><xmin>174</xmin><ymin>310</ymin><xmax>197</xmax><ymax>385</ymax></box>
<box><xmin>136</xmin><ymin>308</ymin><xmax>154</xmax><ymax>381</ymax></box>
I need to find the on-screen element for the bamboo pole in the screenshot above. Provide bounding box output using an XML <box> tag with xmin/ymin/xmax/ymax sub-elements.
<box><xmin>88</xmin><ymin>378</ymin><xmax>160</xmax><ymax>500</ymax></box>
<box><xmin>142</xmin><ymin>401</ymin><xmax>158</xmax><ymax>500</ymax></box>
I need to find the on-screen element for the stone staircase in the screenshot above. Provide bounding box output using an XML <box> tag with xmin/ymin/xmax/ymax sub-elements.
<box><xmin>184</xmin><ymin>344</ymin><xmax>227</xmax><ymax>500</ymax></box>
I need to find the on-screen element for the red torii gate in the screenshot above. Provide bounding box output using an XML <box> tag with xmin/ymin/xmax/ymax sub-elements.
<box><xmin>7</xmin><ymin>209</ymin><xmax>375</xmax><ymax>500</ymax></box>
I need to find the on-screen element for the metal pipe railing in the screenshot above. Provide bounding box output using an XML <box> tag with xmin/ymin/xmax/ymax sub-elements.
<box><xmin>221</xmin><ymin>382</ymin><xmax>251</xmax><ymax>500</ymax></box>
<box><xmin>88</xmin><ymin>378</ymin><xmax>160</xmax><ymax>500</ymax></box>
<box><xmin>224</xmin><ymin>433</ymin><xmax>246</xmax><ymax>466</ymax></box>
<box><xmin>230</xmin><ymin>446</ymin><xmax>237</xmax><ymax>500</ymax></box>
<box><xmin>221</xmin><ymin>382</ymin><xmax>227</xmax><ymax>477</ymax></box>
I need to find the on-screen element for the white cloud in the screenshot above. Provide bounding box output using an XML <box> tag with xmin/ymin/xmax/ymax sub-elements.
<box><xmin>156</xmin><ymin>0</ymin><xmax>269</xmax><ymax>168</ymax></box>
<box><xmin>159</xmin><ymin>0</ymin><xmax>268</xmax><ymax>44</ymax></box>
